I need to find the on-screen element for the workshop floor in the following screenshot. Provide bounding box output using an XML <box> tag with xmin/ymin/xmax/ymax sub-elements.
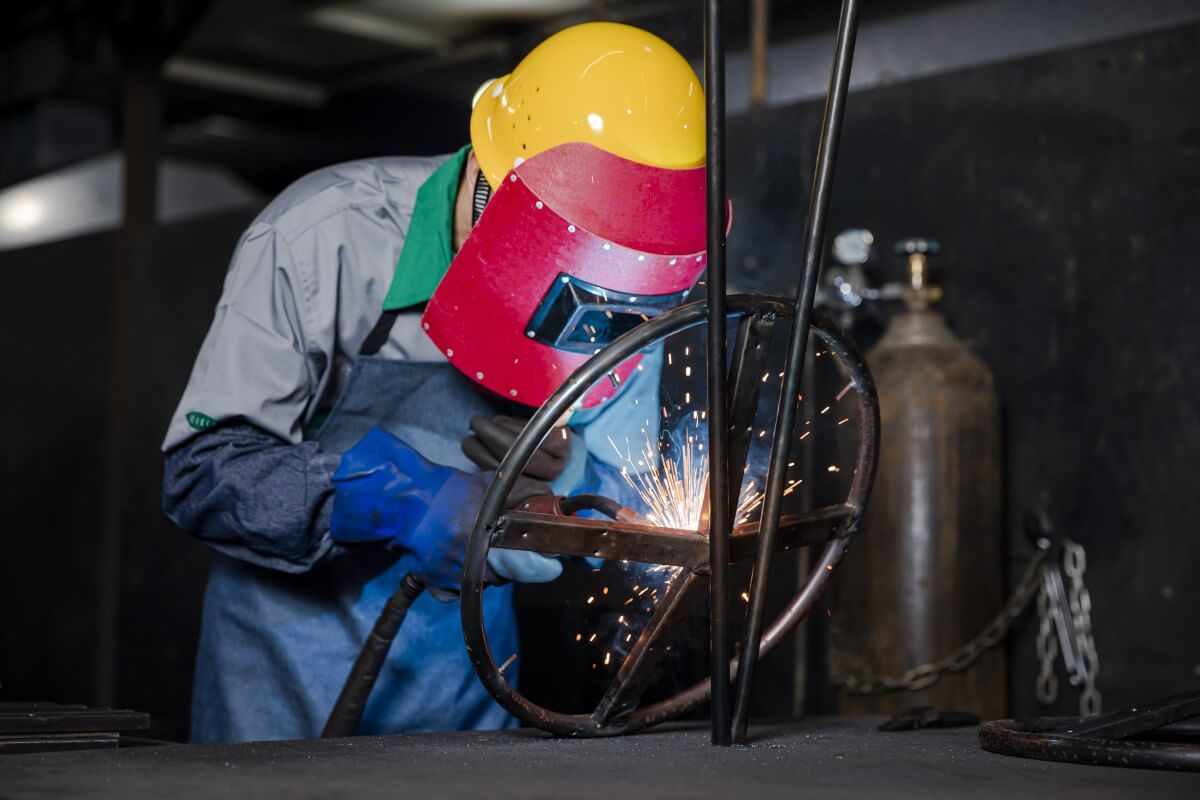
<box><xmin>2</xmin><ymin>717</ymin><xmax>1193</xmax><ymax>798</ymax></box>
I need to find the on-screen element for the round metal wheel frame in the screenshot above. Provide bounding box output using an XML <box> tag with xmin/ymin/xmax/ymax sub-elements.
<box><xmin>461</xmin><ymin>294</ymin><xmax>879</xmax><ymax>737</ymax></box>
<box><xmin>980</xmin><ymin>717</ymin><xmax>1200</xmax><ymax>772</ymax></box>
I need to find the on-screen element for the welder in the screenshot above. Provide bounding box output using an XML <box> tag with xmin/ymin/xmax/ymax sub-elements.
<box><xmin>162</xmin><ymin>21</ymin><xmax>710</xmax><ymax>743</ymax></box>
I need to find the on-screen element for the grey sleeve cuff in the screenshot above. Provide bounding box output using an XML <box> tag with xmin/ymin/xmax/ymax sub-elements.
<box><xmin>163</xmin><ymin>422</ymin><xmax>343</xmax><ymax>573</ymax></box>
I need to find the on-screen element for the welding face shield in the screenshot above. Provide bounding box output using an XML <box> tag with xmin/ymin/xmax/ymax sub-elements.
<box><xmin>421</xmin><ymin>142</ymin><xmax>709</xmax><ymax>409</ymax></box>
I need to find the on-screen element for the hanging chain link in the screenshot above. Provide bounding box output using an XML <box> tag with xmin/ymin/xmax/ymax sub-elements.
<box><xmin>831</xmin><ymin>539</ymin><xmax>1102</xmax><ymax>714</ymax></box>
<box><xmin>830</xmin><ymin>547</ymin><xmax>1052</xmax><ymax>695</ymax></box>
<box><xmin>1035</xmin><ymin>580</ymin><xmax>1059</xmax><ymax>704</ymax></box>
<box><xmin>1065</xmin><ymin>541</ymin><xmax>1102</xmax><ymax>716</ymax></box>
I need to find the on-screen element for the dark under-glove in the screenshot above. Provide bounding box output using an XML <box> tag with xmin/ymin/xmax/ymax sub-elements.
<box><xmin>461</xmin><ymin>414</ymin><xmax>570</xmax><ymax>481</ymax></box>
<box><xmin>330</xmin><ymin>427</ymin><xmax>562</xmax><ymax>592</ymax></box>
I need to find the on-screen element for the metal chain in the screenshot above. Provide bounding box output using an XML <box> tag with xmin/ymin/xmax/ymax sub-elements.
<box><xmin>831</xmin><ymin>547</ymin><xmax>1053</xmax><ymax>695</ymax></box>
<box><xmin>1035</xmin><ymin>580</ymin><xmax>1059</xmax><ymax>704</ymax></box>
<box><xmin>1065</xmin><ymin>541</ymin><xmax>1102</xmax><ymax>716</ymax></box>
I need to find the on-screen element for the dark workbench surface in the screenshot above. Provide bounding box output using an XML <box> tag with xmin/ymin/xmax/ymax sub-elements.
<box><xmin>1</xmin><ymin>717</ymin><xmax>1193</xmax><ymax>798</ymax></box>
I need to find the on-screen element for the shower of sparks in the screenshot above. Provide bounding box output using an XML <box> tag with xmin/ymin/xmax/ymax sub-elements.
<box><xmin>571</xmin><ymin>344</ymin><xmax>861</xmax><ymax>671</ymax></box>
<box><xmin>609</xmin><ymin>427</ymin><xmax>765</xmax><ymax>532</ymax></box>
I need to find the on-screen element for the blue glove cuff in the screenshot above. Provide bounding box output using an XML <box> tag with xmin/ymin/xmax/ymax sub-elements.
<box><xmin>330</xmin><ymin>427</ymin><xmax>455</xmax><ymax>544</ymax></box>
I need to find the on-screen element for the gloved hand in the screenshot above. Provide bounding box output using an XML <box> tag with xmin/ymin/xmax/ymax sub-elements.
<box><xmin>330</xmin><ymin>427</ymin><xmax>563</xmax><ymax>592</ymax></box>
<box><xmin>461</xmin><ymin>415</ymin><xmax>570</xmax><ymax>481</ymax></box>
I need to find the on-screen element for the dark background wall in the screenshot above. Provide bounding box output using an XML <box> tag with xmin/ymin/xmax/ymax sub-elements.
<box><xmin>728</xmin><ymin>22</ymin><xmax>1200</xmax><ymax>716</ymax></box>
<box><xmin>1</xmin><ymin>12</ymin><xmax>1197</xmax><ymax>740</ymax></box>
<box><xmin>1</xmin><ymin>210</ymin><xmax>253</xmax><ymax>739</ymax></box>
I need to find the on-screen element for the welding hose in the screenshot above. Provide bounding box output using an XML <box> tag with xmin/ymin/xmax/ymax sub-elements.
<box><xmin>558</xmin><ymin>493</ymin><xmax>640</xmax><ymax>522</ymax></box>
<box><xmin>322</xmin><ymin>493</ymin><xmax>632</xmax><ymax>737</ymax></box>
<box><xmin>322</xmin><ymin>572</ymin><xmax>425</xmax><ymax>738</ymax></box>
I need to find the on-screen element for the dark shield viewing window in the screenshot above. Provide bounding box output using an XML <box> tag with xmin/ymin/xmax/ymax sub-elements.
<box><xmin>526</xmin><ymin>273</ymin><xmax>691</xmax><ymax>354</ymax></box>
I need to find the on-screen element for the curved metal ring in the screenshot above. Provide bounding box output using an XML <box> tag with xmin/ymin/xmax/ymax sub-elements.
<box><xmin>462</xmin><ymin>293</ymin><xmax>879</xmax><ymax>736</ymax></box>
<box><xmin>980</xmin><ymin>718</ymin><xmax>1200</xmax><ymax>772</ymax></box>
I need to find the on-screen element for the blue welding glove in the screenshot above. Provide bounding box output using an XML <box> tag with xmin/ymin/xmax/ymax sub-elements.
<box><xmin>330</xmin><ymin>427</ymin><xmax>563</xmax><ymax>592</ymax></box>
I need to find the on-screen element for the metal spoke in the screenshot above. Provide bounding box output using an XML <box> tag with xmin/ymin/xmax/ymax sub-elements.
<box><xmin>592</xmin><ymin>572</ymin><xmax>708</xmax><ymax>726</ymax></box>
<box><xmin>489</xmin><ymin>505</ymin><xmax>852</xmax><ymax>568</ymax></box>
<box><xmin>725</xmin><ymin>313</ymin><xmax>775</xmax><ymax>513</ymax></box>
<box><xmin>493</xmin><ymin>512</ymin><xmax>704</xmax><ymax>568</ymax></box>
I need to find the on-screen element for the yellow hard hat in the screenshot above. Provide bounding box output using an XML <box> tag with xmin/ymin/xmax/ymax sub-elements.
<box><xmin>470</xmin><ymin>21</ymin><xmax>705</xmax><ymax>190</ymax></box>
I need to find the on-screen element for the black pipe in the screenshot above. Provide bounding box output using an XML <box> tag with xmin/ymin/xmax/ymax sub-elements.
<box><xmin>323</xmin><ymin>573</ymin><xmax>425</xmax><ymax>738</ymax></box>
<box><xmin>731</xmin><ymin>0</ymin><xmax>861</xmax><ymax>744</ymax></box>
<box><xmin>704</xmin><ymin>0</ymin><xmax>732</xmax><ymax>747</ymax></box>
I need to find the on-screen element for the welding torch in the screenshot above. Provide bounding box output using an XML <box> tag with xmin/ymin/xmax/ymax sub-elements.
<box><xmin>322</xmin><ymin>491</ymin><xmax>640</xmax><ymax>738</ymax></box>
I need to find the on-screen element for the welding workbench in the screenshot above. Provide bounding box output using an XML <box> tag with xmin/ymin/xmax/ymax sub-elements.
<box><xmin>2</xmin><ymin>717</ymin><xmax>1193</xmax><ymax>797</ymax></box>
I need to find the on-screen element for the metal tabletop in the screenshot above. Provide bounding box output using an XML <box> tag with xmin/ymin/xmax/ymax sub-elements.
<box><xmin>2</xmin><ymin>717</ymin><xmax>1194</xmax><ymax>798</ymax></box>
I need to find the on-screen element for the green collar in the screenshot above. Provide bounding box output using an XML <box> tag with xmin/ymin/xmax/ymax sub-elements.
<box><xmin>382</xmin><ymin>144</ymin><xmax>471</xmax><ymax>311</ymax></box>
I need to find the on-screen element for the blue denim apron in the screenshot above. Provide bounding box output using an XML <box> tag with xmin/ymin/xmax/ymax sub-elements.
<box><xmin>190</xmin><ymin>313</ymin><xmax>519</xmax><ymax>742</ymax></box>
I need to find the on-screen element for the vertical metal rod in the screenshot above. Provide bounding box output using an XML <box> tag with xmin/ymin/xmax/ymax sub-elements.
<box><xmin>750</xmin><ymin>0</ymin><xmax>769</xmax><ymax>109</ymax></box>
<box><xmin>791</xmin><ymin>342</ymin><xmax>817</xmax><ymax>717</ymax></box>
<box><xmin>99</xmin><ymin>57</ymin><xmax>162</xmax><ymax>709</ymax></box>
<box><xmin>704</xmin><ymin>0</ymin><xmax>732</xmax><ymax>747</ymax></box>
<box><xmin>732</xmin><ymin>0</ymin><xmax>861</xmax><ymax>743</ymax></box>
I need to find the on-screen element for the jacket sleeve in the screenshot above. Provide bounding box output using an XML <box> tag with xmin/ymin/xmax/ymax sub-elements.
<box><xmin>164</xmin><ymin>423</ymin><xmax>341</xmax><ymax>572</ymax></box>
<box><xmin>163</xmin><ymin>222</ymin><xmax>325</xmax><ymax>449</ymax></box>
<box><xmin>162</xmin><ymin>220</ymin><xmax>340</xmax><ymax>572</ymax></box>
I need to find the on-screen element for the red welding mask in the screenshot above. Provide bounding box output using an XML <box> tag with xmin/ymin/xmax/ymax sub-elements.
<box><xmin>421</xmin><ymin>142</ymin><xmax>709</xmax><ymax>409</ymax></box>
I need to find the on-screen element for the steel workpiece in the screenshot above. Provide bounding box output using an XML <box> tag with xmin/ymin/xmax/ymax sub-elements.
<box><xmin>460</xmin><ymin>294</ymin><xmax>879</xmax><ymax>738</ymax></box>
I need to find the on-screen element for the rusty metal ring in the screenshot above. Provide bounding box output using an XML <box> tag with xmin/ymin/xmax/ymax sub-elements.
<box><xmin>461</xmin><ymin>294</ymin><xmax>879</xmax><ymax>737</ymax></box>
<box><xmin>980</xmin><ymin>717</ymin><xmax>1200</xmax><ymax>772</ymax></box>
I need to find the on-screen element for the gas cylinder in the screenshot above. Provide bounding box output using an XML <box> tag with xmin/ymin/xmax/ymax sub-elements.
<box><xmin>832</xmin><ymin>238</ymin><xmax>1006</xmax><ymax>719</ymax></box>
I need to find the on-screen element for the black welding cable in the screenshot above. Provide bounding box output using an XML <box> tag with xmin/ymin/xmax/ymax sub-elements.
<box><xmin>323</xmin><ymin>490</ymin><xmax>629</xmax><ymax>738</ymax></box>
<box><xmin>322</xmin><ymin>572</ymin><xmax>425</xmax><ymax>738</ymax></box>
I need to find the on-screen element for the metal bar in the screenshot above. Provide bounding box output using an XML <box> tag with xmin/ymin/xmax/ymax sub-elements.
<box><xmin>795</xmin><ymin>339</ymin><xmax>818</xmax><ymax>716</ymax></box>
<box><xmin>732</xmin><ymin>0</ymin><xmax>861</xmax><ymax>744</ymax></box>
<box><xmin>696</xmin><ymin>313</ymin><xmax>772</xmax><ymax>541</ymax></box>
<box><xmin>164</xmin><ymin>57</ymin><xmax>328</xmax><ymax>107</ymax></box>
<box><xmin>750</xmin><ymin>0</ymin><xmax>769</xmax><ymax>108</ymax></box>
<box><xmin>1070</xmin><ymin>689</ymin><xmax>1200</xmax><ymax>740</ymax></box>
<box><xmin>725</xmin><ymin>314</ymin><xmax>775</xmax><ymax>514</ymax></box>
<box><xmin>491</xmin><ymin>505</ymin><xmax>850</xmax><ymax>567</ymax></box>
<box><xmin>730</xmin><ymin>507</ymin><xmax>849</xmax><ymax>561</ymax></box>
<box><xmin>495</xmin><ymin>513</ymin><xmax>705</xmax><ymax>567</ymax></box>
<box><xmin>99</xmin><ymin>55</ymin><xmax>162</xmax><ymax>709</ymax></box>
<box><xmin>704</xmin><ymin>0</ymin><xmax>732</xmax><ymax>748</ymax></box>
<box><xmin>592</xmin><ymin>573</ymin><xmax>708</xmax><ymax>725</ymax></box>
